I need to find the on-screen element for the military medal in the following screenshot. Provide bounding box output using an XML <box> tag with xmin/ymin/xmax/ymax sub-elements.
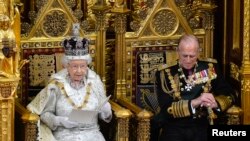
<box><xmin>179</xmin><ymin>66</ymin><xmax>197</xmax><ymax>91</ymax></box>
<box><xmin>184</xmin><ymin>75</ymin><xmax>196</xmax><ymax>91</ymax></box>
<box><xmin>185</xmin><ymin>83</ymin><xmax>193</xmax><ymax>91</ymax></box>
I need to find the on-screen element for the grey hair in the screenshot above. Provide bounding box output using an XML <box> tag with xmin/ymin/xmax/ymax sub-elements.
<box><xmin>61</xmin><ymin>54</ymin><xmax>92</xmax><ymax>67</ymax></box>
<box><xmin>177</xmin><ymin>34</ymin><xmax>200</xmax><ymax>52</ymax></box>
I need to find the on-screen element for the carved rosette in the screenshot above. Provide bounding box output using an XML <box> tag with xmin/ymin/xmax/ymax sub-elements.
<box><xmin>42</xmin><ymin>10</ymin><xmax>69</xmax><ymax>37</ymax></box>
<box><xmin>73</xmin><ymin>9</ymin><xmax>83</xmax><ymax>21</ymax></box>
<box><xmin>151</xmin><ymin>8</ymin><xmax>178</xmax><ymax>36</ymax></box>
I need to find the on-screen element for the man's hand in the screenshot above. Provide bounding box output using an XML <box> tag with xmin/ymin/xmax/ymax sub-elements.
<box><xmin>191</xmin><ymin>93</ymin><xmax>218</xmax><ymax>108</ymax></box>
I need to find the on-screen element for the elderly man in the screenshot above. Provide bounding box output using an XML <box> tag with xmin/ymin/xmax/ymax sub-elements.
<box><xmin>154</xmin><ymin>34</ymin><xmax>234</xmax><ymax>141</ymax></box>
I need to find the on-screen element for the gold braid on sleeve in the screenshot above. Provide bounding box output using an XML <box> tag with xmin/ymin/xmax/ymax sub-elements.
<box><xmin>160</xmin><ymin>70</ymin><xmax>174</xmax><ymax>95</ymax></box>
<box><xmin>167</xmin><ymin>100</ymin><xmax>190</xmax><ymax>118</ymax></box>
<box><xmin>215</xmin><ymin>95</ymin><xmax>232</xmax><ymax>111</ymax></box>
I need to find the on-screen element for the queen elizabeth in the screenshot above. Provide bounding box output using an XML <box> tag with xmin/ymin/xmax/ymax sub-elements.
<box><xmin>27</xmin><ymin>23</ymin><xmax>112</xmax><ymax>141</ymax></box>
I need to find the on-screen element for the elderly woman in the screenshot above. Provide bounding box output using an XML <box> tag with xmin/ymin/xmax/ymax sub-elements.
<box><xmin>27</xmin><ymin>24</ymin><xmax>112</xmax><ymax>141</ymax></box>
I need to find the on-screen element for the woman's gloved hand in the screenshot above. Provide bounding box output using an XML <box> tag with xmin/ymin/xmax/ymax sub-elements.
<box><xmin>100</xmin><ymin>102</ymin><xmax>111</xmax><ymax>113</ymax></box>
<box><xmin>99</xmin><ymin>102</ymin><xmax>112</xmax><ymax>122</ymax></box>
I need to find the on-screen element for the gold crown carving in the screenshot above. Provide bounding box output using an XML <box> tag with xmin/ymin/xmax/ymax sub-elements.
<box><xmin>62</xmin><ymin>23</ymin><xmax>89</xmax><ymax>57</ymax></box>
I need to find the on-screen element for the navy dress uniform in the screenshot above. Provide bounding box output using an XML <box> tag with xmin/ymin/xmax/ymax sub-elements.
<box><xmin>152</xmin><ymin>58</ymin><xmax>234</xmax><ymax>141</ymax></box>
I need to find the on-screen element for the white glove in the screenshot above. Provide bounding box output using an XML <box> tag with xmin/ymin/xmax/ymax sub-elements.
<box><xmin>99</xmin><ymin>103</ymin><xmax>112</xmax><ymax>122</ymax></box>
<box><xmin>101</xmin><ymin>102</ymin><xmax>111</xmax><ymax>112</ymax></box>
<box><xmin>55</xmin><ymin>116</ymin><xmax>79</xmax><ymax>128</ymax></box>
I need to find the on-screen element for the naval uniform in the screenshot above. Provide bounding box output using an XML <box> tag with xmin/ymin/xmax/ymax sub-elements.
<box><xmin>152</xmin><ymin>58</ymin><xmax>234</xmax><ymax>141</ymax></box>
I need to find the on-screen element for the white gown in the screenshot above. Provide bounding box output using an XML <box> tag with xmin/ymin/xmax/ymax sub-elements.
<box><xmin>27</xmin><ymin>68</ymin><xmax>112</xmax><ymax>141</ymax></box>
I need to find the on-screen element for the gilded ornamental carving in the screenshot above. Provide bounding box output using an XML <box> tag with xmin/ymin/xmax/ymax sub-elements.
<box><xmin>29</xmin><ymin>54</ymin><xmax>55</xmax><ymax>86</ymax></box>
<box><xmin>0</xmin><ymin>0</ymin><xmax>247</xmax><ymax>140</ymax></box>
<box><xmin>151</xmin><ymin>8</ymin><xmax>178</xmax><ymax>36</ymax></box>
<box><xmin>42</xmin><ymin>11</ymin><xmax>68</xmax><ymax>37</ymax></box>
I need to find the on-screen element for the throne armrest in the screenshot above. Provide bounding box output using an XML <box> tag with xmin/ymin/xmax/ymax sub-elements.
<box><xmin>117</xmin><ymin>97</ymin><xmax>153</xmax><ymax>141</ymax></box>
<box><xmin>110</xmin><ymin>100</ymin><xmax>133</xmax><ymax>141</ymax></box>
<box><xmin>15</xmin><ymin>100</ymin><xmax>39</xmax><ymax>141</ymax></box>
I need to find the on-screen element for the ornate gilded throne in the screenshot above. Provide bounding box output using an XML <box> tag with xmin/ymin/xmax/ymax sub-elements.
<box><xmin>0</xmin><ymin>0</ymin><xmax>247</xmax><ymax>141</ymax></box>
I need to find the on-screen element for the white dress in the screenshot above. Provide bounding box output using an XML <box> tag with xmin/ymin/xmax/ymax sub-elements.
<box><xmin>27</xmin><ymin>68</ymin><xmax>112</xmax><ymax>141</ymax></box>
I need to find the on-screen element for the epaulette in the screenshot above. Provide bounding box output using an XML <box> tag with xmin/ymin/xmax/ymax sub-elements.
<box><xmin>199</xmin><ymin>57</ymin><xmax>217</xmax><ymax>63</ymax></box>
<box><xmin>158</xmin><ymin>61</ymin><xmax>177</xmax><ymax>71</ymax></box>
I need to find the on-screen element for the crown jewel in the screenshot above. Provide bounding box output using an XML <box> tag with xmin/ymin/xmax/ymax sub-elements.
<box><xmin>62</xmin><ymin>23</ymin><xmax>89</xmax><ymax>58</ymax></box>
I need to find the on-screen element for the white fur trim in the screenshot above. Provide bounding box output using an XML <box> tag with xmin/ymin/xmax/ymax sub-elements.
<box><xmin>65</xmin><ymin>54</ymin><xmax>92</xmax><ymax>64</ymax></box>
